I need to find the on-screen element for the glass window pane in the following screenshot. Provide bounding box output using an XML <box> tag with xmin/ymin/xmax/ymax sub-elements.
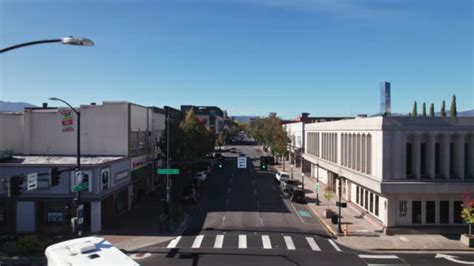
<box><xmin>453</xmin><ymin>201</ymin><xmax>463</xmax><ymax>224</ymax></box>
<box><xmin>439</xmin><ymin>201</ymin><xmax>449</xmax><ymax>224</ymax></box>
<box><xmin>426</xmin><ymin>201</ymin><xmax>435</xmax><ymax>224</ymax></box>
<box><xmin>412</xmin><ymin>201</ymin><xmax>421</xmax><ymax>224</ymax></box>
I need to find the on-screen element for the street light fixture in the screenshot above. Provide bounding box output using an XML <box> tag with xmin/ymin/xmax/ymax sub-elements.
<box><xmin>1</xmin><ymin>36</ymin><xmax>94</xmax><ymax>53</ymax></box>
<box><xmin>337</xmin><ymin>169</ymin><xmax>343</xmax><ymax>234</ymax></box>
<box><xmin>49</xmin><ymin>97</ymin><xmax>82</xmax><ymax>236</ymax></box>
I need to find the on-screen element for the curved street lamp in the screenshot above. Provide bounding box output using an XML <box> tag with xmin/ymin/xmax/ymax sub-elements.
<box><xmin>49</xmin><ymin>97</ymin><xmax>83</xmax><ymax>236</ymax></box>
<box><xmin>0</xmin><ymin>36</ymin><xmax>94</xmax><ymax>54</ymax></box>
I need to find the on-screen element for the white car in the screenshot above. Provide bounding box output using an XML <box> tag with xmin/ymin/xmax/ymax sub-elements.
<box><xmin>193</xmin><ymin>171</ymin><xmax>207</xmax><ymax>182</ymax></box>
<box><xmin>275</xmin><ymin>171</ymin><xmax>290</xmax><ymax>183</ymax></box>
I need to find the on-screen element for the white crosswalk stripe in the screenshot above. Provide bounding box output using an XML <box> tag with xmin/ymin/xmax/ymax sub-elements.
<box><xmin>214</xmin><ymin>235</ymin><xmax>224</xmax><ymax>249</ymax></box>
<box><xmin>305</xmin><ymin>237</ymin><xmax>320</xmax><ymax>251</ymax></box>
<box><xmin>283</xmin><ymin>236</ymin><xmax>295</xmax><ymax>250</ymax></box>
<box><xmin>165</xmin><ymin>234</ymin><xmax>343</xmax><ymax>252</ymax></box>
<box><xmin>167</xmin><ymin>236</ymin><xmax>182</xmax><ymax>249</ymax></box>
<box><xmin>328</xmin><ymin>239</ymin><xmax>342</xmax><ymax>252</ymax></box>
<box><xmin>192</xmin><ymin>235</ymin><xmax>204</xmax><ymax>248</ymax></box>
<box><xmin>238</xmin><ymin>235</ymin><xmax>247</xmax><ymax>249</ymax></box>
<box><xmin>261</xmin><ymin>235</ymin><xmax>272</xmax><ymax>249</ymax></box>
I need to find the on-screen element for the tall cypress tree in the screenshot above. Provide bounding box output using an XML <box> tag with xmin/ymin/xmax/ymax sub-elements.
<box><xmin>450</xmin><ymin>94</ymin><xmax>457</xmax><ymax>117</ymax></box>
<box><xmin>412</xmin><ymin>101</ymin><xmax>418</xmax><ymax>117</ymax></box>
<box><xmin>429</xmin><ymin>103</ymin><xmax>435</xmax><ymax>117</ymax></box>
<box><xmin>441</xmin><ymin>100</ymin><xmax>446</xmax><ymax>117</ymax></box>
<box><xmin>422</xmin><ymin>102</ymin><xmax>427</xmax><ymax>117</ymax></box>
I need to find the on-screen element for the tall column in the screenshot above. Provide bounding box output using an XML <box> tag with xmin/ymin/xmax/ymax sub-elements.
<box><xmin>91</xmin><ymin>201</ymin><xmax>102</xmax><ymax>233</ymax></box>
<box><xmin>413</xmin><ymin>134</ymin><xmax>421</xmax><ymax>179</ymax></box>
<box><xmin>455</xmin><ymin>133</ymin><xmax>465</xmax><ymax>179</ymax></box>
<box><xmin>426</xmin><ymin>134</ymin><xmax>436</xmax><ymax>180</ymax></box>
<box><xmin>441</xmin><ymin>133</ymin><xmax>451</xmax><ymax>179</ymax></box>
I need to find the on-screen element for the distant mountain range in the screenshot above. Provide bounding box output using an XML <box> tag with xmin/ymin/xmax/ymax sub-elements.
<box><xmin>231</xmin><ymin>115</ymin><xmax>260</xmax><ymax>123</ymax></box>
<box><xmin>0</xmin><ymin>101</ymin><xmax>37</xmax><ymax>112</ymax></box>
<box><xmin>459</xmin><ymin>109</ymin><xmax>474</xmax><ymax>117</ymax></box>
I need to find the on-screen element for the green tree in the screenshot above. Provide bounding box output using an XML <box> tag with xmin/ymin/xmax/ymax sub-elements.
<box><xmin>412</xmin><ymin>101</ymin><xmax>418</xmax><ymax>117</ymax></box>
<box><xmin>450</xmin><ymin>94</ymin><xmax>457</xmax><ymax>117</ymax></box>
<box><xmin>461</xmin><ymin>192</ymin><xmax>474</xmax><ymax>235</ymax></box>
<box><xmin>180</xmin><ymin>108</ymin><xmax>214</xmax><ymax>160</ymax></box>
<box><xmin>429</xmin><ymin>103</ymin><xmax>435</xmax><ymax>117</ymax></box>
<box><xmin>440</xmin><ymin>100</ymin><xmax>446</xmax><ymax>117</ymax></box>
<box><xmin>248</xmin><ymin>114</ymin><xmax>289</xmax><ymax>160</ymax></box>
<box><xmin>422</xmin><ymin>102</ymin><xmax>427</xmax><ymax>117</ymax></box>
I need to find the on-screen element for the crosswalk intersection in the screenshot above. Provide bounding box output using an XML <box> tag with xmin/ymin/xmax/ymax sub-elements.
<box><xmin>161</xmin><ymin>234</ymin><xmax>343</xmax><ymax>252</ymax></box>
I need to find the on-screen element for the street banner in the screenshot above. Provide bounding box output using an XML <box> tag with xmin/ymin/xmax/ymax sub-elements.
<box><xmin>60</xmin><ymin>108</ymin><xmax>74</xmax><ymax>132</ymax></box>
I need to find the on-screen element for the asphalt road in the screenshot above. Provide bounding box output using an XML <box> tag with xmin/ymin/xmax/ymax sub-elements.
<box><xmin>134</xmin><ymin>145</ymin><xmax>474</xmax><ymax>266</ymax></box>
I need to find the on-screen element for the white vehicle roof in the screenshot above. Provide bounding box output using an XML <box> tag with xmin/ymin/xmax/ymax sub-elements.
<box><xmin>278</xmin><ymin>171</ymin><xmax>289</xmax><ymax>176</ymax></box>
<box><xmin>45</xmin><ymin>236</ymin><xmax>139</xmax><ymax>266</ymax></box>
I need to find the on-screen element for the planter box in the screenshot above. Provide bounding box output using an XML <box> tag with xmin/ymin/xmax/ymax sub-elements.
<box><xmin>324</xmin><ymin>209</ymin><xmax>334</xmax><ymax>218</ymax></box>
<box><xmin>460</xmin><ymin>234</ymin><xmax>474</xmax><ymax>248</ymax></box>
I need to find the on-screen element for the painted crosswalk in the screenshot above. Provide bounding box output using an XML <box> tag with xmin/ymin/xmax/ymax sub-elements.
<box><xmin>163</xmin><ymin>234</ymin><xmax>343</xmax><ymax>252</ymax></box>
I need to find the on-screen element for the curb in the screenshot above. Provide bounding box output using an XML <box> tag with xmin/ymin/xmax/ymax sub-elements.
<box><xmin>306</xmin><ymin>204</ymin><xmax>339</xmax><ymax>239</ymax></box>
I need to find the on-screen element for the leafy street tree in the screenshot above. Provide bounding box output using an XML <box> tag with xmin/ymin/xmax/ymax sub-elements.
<box><xmin>430</xmin><ymin>103</ymin><xmax>435</xmax><ymax>117</ymax></box>
<box><xmin>461</xmin><ymin>192</ymin><xmax>474</xmax><ymax>236</ymax></box>
<box><xmin>412</xmin><ymin>101</ymin><xmax>418</xmax><ymax>117</ymax></box>
<box><xmin>248</xmin><ymin>113</ymin><xmax>290</xmax><ymax>162</ymax></box>
<box><xmin>441</xmin><ymin>100</ymin><xmax>447</xmax><ymax>117</ymax></box>
<box><xmin>450</xmin><ymin>94</ymin><xmax>457</xmax><ymax>117</ymax></box>
<box><xmin>422</xmin><ymin>102</ymin><xmax>427</xmax><ymax>117</ymax></box>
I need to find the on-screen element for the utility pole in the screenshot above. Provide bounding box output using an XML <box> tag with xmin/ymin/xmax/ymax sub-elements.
<box><xmin>165</xmin><ymin>107</ymin><xmax>171</xmax><ymax>227</ymax></box>
<box><xmin>316</xmin><ymin>163</ymin><xmax>320</xmax><ymax>205</ymax></box>
<box><xmin>338</xmin><ymin>172</ymin><xmax>343</xmax><ymax>234</ymax></box>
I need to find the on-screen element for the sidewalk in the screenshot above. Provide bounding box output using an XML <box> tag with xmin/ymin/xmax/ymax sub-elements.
<box><xmin>273</xmin><ymin>159</ymin><xmax>471</xmax><ymax>251</ymax></box>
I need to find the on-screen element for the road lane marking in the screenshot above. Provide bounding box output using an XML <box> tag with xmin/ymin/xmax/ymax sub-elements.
<box><xmin>359</xmin><ymin>254</ymin><xmax>399</xmax><ymax>259</ymax></box>
<box><xmin>239</xmin><ymin>235</ymin><xmax>247</xmax><ymax>249</ymax></box>
<box><xmin>328</xmin><ymin>239</ymin><xmax>342</xmax><ymax>252</ymax></box>
<box><xmin>214</xmin><ymin>235</ymin><xmax>224</xmax><ymax>249</ymax></box>
<box><xmin>192</xmin><ymin>235</ymin><xmax>204</xmax><ymax>248</ymax></box>
<box><xmin>305</xmin><ymin>237</ymin><xmax>320</xmax><ymax>251</ymax></box>
<box><xmin>284</xmin><ymin>236</ymin><xmax>295</xmax><ymax>250</ymax></box>
<box><xmin>399</xmin><ymin>236</ymin><xmax>409</xmax><ymax>242</ymax></box>
<box><xmin>262</xmin><ymin>235</ymin><xmax>272</xmax><ymax>249</ymax></box>
<box><xmin>167</xmin><ymin>236</ymin><xmax>182</xmax><ymax>248</ymax></box>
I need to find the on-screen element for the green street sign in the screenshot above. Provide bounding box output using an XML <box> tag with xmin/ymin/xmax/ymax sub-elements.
<box><xmin>73</xmin><ymin>182</ymin><xmax>88</xmax><ymax>192</ymax></box>
<box><xmin>157</xmin><ymin>168</ymin><xmax>180</xmax><ymax>175</ymax></box>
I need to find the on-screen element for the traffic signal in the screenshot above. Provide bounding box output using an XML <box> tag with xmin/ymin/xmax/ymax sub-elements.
<box><xmin>260</xmin><ymin>157</ymin><xmax>268</xmax><ymax>171</ymax></box>
<box><xmin>218</xmin><ymin>158</ymin><xmax>224</xmax><ymax>169</ymax></box>
<box><xmin>50</xmin><ymin>167</ymin><xmax>61</xmax><ymax>187</ymax></box>
<box><xmin>9</xmin><ymin>176</ymin><xmax>23</xmax><ymax>197</ymax></box>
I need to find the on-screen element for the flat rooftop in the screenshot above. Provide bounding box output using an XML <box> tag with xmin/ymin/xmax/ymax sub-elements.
<box><xmin>0</xmin><ymin>155</ymin><xmax>126</xmax><ymax>166</ymax></box>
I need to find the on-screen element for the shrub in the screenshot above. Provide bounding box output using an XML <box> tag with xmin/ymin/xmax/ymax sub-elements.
<box><xmin>16</xmin><ymin>235</ymin><xmax>43</xmax><ymax>255</ymax></box>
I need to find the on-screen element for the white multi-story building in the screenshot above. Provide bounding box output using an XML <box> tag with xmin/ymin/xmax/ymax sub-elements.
<box><xmin>302</xmin><ymin>116</ymin><xmax>474</xmax><ymax>233</ymax></box>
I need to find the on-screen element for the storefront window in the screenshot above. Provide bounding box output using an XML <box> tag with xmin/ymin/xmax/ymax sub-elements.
<box><xmin>0</xmin><ymin>202</ymin><xmax>6</xmax><ymax>224</ymax></box>
<box><xmin>356</xmin><ymin>187</ymin><xmax>359</xmax><ymax>204</ymax></box>
<box><xmin>439</xmin><ymin>201</ymin><xmax>449</xmax><ymax>224</ymax></box>
<box><xmin>426</xmin><ymin>201</ymin><xmax>435</xmax><ymax>224</ymax></box>
<box><xmin>412</xmin><ymin>201</ymin><xmax>422</xmax><ymax>224</ymax></box>
<box><xmin>375</xmin><ymin>196</ymin><xmax>379</xmax><ymax>216</ymax></box>
<box><xmin>46</xmin><ymin>203</ymin><xmax>66</xmax><ymax>224</ymax></box>
<box><xmin>453</xmin><ymin>201</ymin><xmax>463</xmax><ymax>224</ymax></box>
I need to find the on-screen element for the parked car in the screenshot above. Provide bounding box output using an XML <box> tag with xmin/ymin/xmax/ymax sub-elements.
<box><xmin>193</xmin><ymin>171</ymin><xmax>207</xmax><ymax>182</ymax></box>
<box><xmin>280</xmin><ymin>179</ymin><xmax>298</xmax><ymax>194</ymax></box>
<box><xmin>289</xmin><ymin>188</ymin><xmax>306</xmax><ymax>203</ymax></box>
<box><xmin>181</xmin><ymin>186</ymin><xmax>199</xmax><ymax>203</ymax></box>
<box><xmin>275</xmin><ymin>171</ymin><xmax>290</xmax><ymax>183</ymax></box>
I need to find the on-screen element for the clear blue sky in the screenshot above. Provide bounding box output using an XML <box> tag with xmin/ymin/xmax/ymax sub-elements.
<box><xmin>1</xmin><ymin>0</ymin><xmax>472</xmax><ymax>118</ymax></box>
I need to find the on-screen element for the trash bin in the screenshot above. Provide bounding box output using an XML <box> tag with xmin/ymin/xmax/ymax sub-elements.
<box><xmin>331</xmin><ymin>214</ymin><xmax>339</xmax><ymax>224</ymax></box>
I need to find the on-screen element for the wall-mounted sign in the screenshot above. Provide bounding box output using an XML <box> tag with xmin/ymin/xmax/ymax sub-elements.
<box><xmin>59</xmin><ymin>108</ymin><xmax>74</xmax><ymax>132</ymax></box>
<box><xmin>131</xmin><ymin>155</ymin><xmax>148</xmax><ymax>171</ymax></box>
<box><xmin>399</xmin><ymin>200</ymin><xmax>407</xmax><ymax>217</ymax></box>
<box><xmin>101</xmin><ymin>168</ymin><xmax>110</xmax><ymax>191</ymax></box>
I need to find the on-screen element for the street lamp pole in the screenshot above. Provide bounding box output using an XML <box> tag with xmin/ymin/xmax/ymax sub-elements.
<box><xmin>1</xmin><ymin>37</ymin><xmax>94</xmax><ymax>54</ymax></box>
<box><xmin>316</xmin><ymin>163</ymin><xmax>320</xmax><ymax>205</ymax></box>
<box><xmin>338</xmin><ymin>170</ymin><xmax>343</xmax><ymax>234</ymax></box>
<box><xmin>50</xmin><ymin>97</ymin><xmax>82</xmax><ymax>236</ymax></box>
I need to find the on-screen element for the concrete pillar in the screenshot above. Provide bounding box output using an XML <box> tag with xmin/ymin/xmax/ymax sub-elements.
<box><xmin>413</xmin><ymin>134</ymin><xmax>421</xmax><ymax>179</ymax></box>
<box><xmin>441</xmin><ymin>134</ymin><xmax>451</xmax><ymax>179</ymax></box>
<box><xmin>91</xmin><ymin>201</ymin><xmax>102</xmax><ymax>233</ymax></box>
<box><xmin>426</xmin><ymin>134</ymin><xmax>436</xmax><ymax>180</ymax></box>
<box><xmin>455</xmin><ymin>134</ymin><xmax>465</xmax><ymax>179</ymax></box>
